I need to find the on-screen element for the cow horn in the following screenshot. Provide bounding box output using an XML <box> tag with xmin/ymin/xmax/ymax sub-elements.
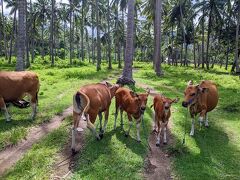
<box><xmin>188</xmin><ymin>80</ymin><xmax>193</xmax><ymax>86</ymax></box>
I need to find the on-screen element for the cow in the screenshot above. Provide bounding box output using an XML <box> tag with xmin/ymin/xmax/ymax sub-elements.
<box><xmin>0</xmin><ymin>71</ymin><xmax>40</xmax><ymax>122</ymax></box>
<box><xmin>114</xmin><ymin>87</ymin><xmax>150</xmax><ymax>142</ymax></box>
<box><xmin>71</xmin><ymin>81</ymin><xmax>119</xmax><ymax>153</ymax></box>
<box><xmin>182</xmin><ymin>80</ymin><xmax>219</xmax><ymax>136</ymax></box>
<box><xmin>151</xmin><ymin>95</ymin><xmax>179</xmax><ymax>146</ymax></box>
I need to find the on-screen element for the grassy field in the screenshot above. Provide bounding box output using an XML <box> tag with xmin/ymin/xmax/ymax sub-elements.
<box><xmin>1</xmin><ymin>59</ymin><xmax>240</xmax><ymax>179</ymax></box>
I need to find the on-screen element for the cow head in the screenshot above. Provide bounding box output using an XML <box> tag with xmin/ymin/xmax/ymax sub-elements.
<box><xmin>182</xmin><ymin>80</ymin><xmax>208</xmax><ymax>107</ymax></box>
<box><xmin>161</xmin><ymin>96</ymin><xmax>179</xmax><ymax>113</ymax></box>
<box><xmin>130</xmin><ymin>89</ymin><xmax>150</xmax><ymax>114</ymax></box>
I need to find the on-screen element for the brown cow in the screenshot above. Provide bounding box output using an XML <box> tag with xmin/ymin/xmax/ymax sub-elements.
<box><xmin>114</xmin><ymin>87</ymin><xmax>149</xmax><ymax>142</ymax></box>
<box><xmin>151</xmin><ymin>95</ymin><xmax>179</xmax><ymax>146</ymax></box>
<box><xmin>71</xmin><ymin>81</ymin><xmax>119</xmax><ymax>153</ymax></box>
<box><xmin>182</xmin><ymin>80</ymin><xmax>218</xmax><ymax>136</ymax></box>
<box><xmin>0</xmin><ymin>71</ymin><xmax>39</xmax><ymax>121</ymax></box>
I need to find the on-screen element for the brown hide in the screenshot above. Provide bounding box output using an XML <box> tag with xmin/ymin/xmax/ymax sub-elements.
<box><xmin>182</xmin><ymin>80</ymin><xmax>218</xmax><ymax>116</ymax></box>
<box><xmin>115</xmin><ymin>87</ymin><xmax>149</xmax><ymax>119</ymax></box>
<box><xmin>153</xmin><ymin>95</ymin><xmax>171</xmax><ymax>124</ymax></box>
<box><xmin>0</xmin><ymin>71</ymin><xmax>39</xmax><ymax>102</ymax></box>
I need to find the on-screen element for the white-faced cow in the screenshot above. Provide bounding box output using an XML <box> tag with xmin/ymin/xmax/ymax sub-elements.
<box><xmin>182</xmin><ymin>80</ymin><xmax>218</xmax><ymax>136</ymax></box>
<box><xmin>0</xmin><ymin>71</ymin><xmax>40</xmax><ymax>121</ymax></box>
<box><xmin>151</xmin><ymin>95</ymin><xmax>179</xmax><ymax>146</ymax></box>
<box><xmin>71</xmin><ymin>81</ymin><xmax>119</xmax><ymax>153</ymax></box>
<box><xmin>114</xmin><ymin>87</ymin><xmax>150</xmax><ymax>142</ymax></box>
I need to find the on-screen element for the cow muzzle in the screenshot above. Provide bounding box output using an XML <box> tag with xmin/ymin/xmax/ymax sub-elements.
<box><xmin>182</xmin><ymin>101</ymin><xmax>188</xmax><ymax>107</ymax></box>
<box><xmin>140</xmin><ymin>106</ymin><xmax>146</xmax><ymax>114</ymax></box>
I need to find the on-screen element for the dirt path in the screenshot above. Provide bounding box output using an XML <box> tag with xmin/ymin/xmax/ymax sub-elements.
<box><xmin>0</xmin><ymin>106</ymin><xmax>73</xmax><ymax>176</ymax></box>
<box><xmin>136</xmin><ymin>81</ymin><xmax>173</xmax><ymax>180</ymax></box>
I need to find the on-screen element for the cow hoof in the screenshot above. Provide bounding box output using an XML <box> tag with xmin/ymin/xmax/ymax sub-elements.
<box><xmin>71</xmin><ymin>148</ymin><xmax>77</xmax><ymax>155</ymax></box>
<box><xmin>96</xmin><ymin>136</ymin><xmax>101</xmax><ymax>141</ymax></box>
<box><xmin>137</xmin><ymin>140</ymin><xmax>141</xmax><ymax>143</ymax></box>
<box><xmin>163</xmin><ymin>142</ymin><xmax>167</xmax><ymax>145</ymax></box>
<box><xmin>99</xmin><ymin>133</ymin><xmax>104</xmax><ymax>139</ymax></box>
<box><xmin>205</xmin><ymin>124</ymin><xmax>209</xmax><ymax>128</ymax></box>
<box><xmin>125</xmin><ymin>133</ymin><xmax>129</xmax><ymax>137</ymax></box>
<box><xmin>190</xmin><ymin>133</ymin><xmax>194</xmax><ymax>136</ymax></box>
<box><xmin>156</xmin><ymin>143</ymin><xmax>160</xmax><ymax>147</ymax></box>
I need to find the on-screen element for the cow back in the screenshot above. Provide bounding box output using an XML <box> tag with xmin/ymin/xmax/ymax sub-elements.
<box><xmin>0</xmin><ymin>71</ymin><xmax>39</xmax><ymax>101</ymax></box>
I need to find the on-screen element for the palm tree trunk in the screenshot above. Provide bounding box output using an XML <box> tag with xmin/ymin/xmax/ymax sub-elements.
<box><xmin>154</xmin><ymin>0</ymin><xmax>163</xmax><ymax>76</ymax></box>
<box><xmin>91</xmin><ymin>4</ymin><xmax>95</xmax><ymax>64</ymax></box>
<box><xmin>193</xmin><ymin>22</ymin><xmax>196</xmax><ymax>68</ymax></box>
<box><xmin>201</xmin><ymin>12</ymin><xmax>205</xmax><ymax>68</ymax></box>
<box><xmin>180</xmin><ymin>43</ymin><xmax>183</xmax><ymax>66</ymax></box>
<box><xmin>41</xmin><ymin>22</ymin><xmax>45</xmax><ymax>60</ymax></box>
<box><xmin>1</xmin><ymin>0</ymin><xmax>8</xmax><ymax>60</ymax></box>
<box><xmin>107</xmin><ymin>0</ymin><xmax>112</xmax><ymax>69</ymax></box>
<box><xmin>117</xmin><ymin>0</ymin><xmax>136</xmax><ymax>85</ymax></box>
<box><xmin>25</xmin><ymin>1</ymin><xmax>30</xmax><ymax>68</ymax></box>
<box><xmin>16</xmin><ymin>0</ymin><xmax>26</xmax><ymax>71</ymax></box>
<box><xmin>8</xmin><ymin>11</ymin><xmax>17</xmax><ymax>64</ymax></box>
<box><xmin>232</xmin><ymin>8</ymin><xmax>240</xmax><ymax>73</ymax></box>
<box><xmin>81</xmin><ymin>4</ymin><xmax>84</xmax><ymax>61</ymax></box>
<box><xmin>206</xmin><ymin>6</ymin><xmax>213</xmax><ymax>70</ymax></box>
<box><xmin>122</xmin><ymin>9</ymin><xmax>125</xmax><ymax>62</ymax></box>
<box><xmin>96</xmin><ymin>0</ymin><xmax>101</xmax><ymax>71</ymax></box>
<box><xmin>63</xmin><ymin>20</ymin><xmax>66</xmax><ymax>59</ymax></box>
<box><xmin>50</xmin><ymin>0</ymin><xmax>55</xmax><ymax>66</ymax></box>
<box><xmin>69</xmin><ymin>0</ymin><xmax>73</xmax><ymax>64</ymax></box>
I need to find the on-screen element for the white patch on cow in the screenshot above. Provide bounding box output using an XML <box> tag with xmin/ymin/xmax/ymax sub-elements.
<box><xmin>126</xmin><ymin>120</ymin><xmax>133</xmax><ymax>135</ymax></box>
<box><xmin>163</xmin><ymin>127</ymin><xmax>167</xmax><ymax>143</ymax></box>
<box><xmin>205</xmin><ymin>114</ymin><xmax>209</xmax><ymax>127</ymax></box>
<box><xmin>199</xmin><ymin>116</ymin><xmax>204</xmax><ymax>127</ymax></box>
<box><xmin>152</xmin><ymin>111</ymin><xmax>157</xmax><ymax>131</ymax></box>
<box><xmin>190</xmin><ymin>118</ymin><xmax>195</xmax><ymax>136</ymax></box>
<box><xmin>136</xmin><ymin>121</ymin><xmax>141</xmax><ymax>142</ymax></box>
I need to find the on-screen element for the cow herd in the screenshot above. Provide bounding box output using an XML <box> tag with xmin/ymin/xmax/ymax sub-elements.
<box><xmin>0</xmin><ymin>71</ymin><xmax>219</xmax><ymax>154</ymax></box>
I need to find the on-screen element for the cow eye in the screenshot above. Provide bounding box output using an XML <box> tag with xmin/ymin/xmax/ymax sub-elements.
<box><xmin>190</xmin><ymin>93</ymin><xmax>196</xmax><ymax>96</ymax></box>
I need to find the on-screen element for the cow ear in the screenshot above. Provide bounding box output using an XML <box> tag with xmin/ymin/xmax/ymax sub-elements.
<box><xmin>172</xmin><ymin>97</ymin><xmax>179</xmax><ymax>103</ymax></box>
<box><xmin>146</xmin><ymin>88</ymin><xmax>150</xmax><ymax>95</ymax></box>
<box><xmin>188</xmin><ymin>80</ymin><xmax>193</xmax><ymax>86</ymax></box>
<box><xmin>130</xmin><ymin>91</ymin><xmax>138</xmax><ymax>97</ymax></box>
<box><xmin>105</xmin><ymin>81</ymin><xmax>112</xmax><ymax>87</ymax></box>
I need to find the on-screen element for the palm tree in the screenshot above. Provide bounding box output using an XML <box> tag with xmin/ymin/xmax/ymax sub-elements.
<box><xmin>154</xmin><ymin>0</ymin><xmax>163</xmax><ymax>76</ymax></box>
<box><xmin>4</xmin><ymin>0</ymin><xmax>17</xmax><ymax>64</ymax></box>
<box><xmin>50</xmin><ymin>0</ymin><xmax>55</xmax><ymax>66</ymax></box>
<box><xmin>1</xmin><ymin>0</ymin><xmax>8</xmax><ymax>60</ymax></box>
<box><xmin>96</xmin><ymin>0</ymin><xmax>101</xmax><ymax>71</ymax></box>
<box><xmin>117</xmin><ymin>0</ymin><xmax>136</xmax><ymax>85</ymax></box>
<box><xmin>16</xmin><ymin>0</ymin><xmax>26</xmax><ymax>71</ymax></box>
<box><xmin>107</xmin><ymin>0</ymin><xmax>112</xmax><ymax>69</ymax></box>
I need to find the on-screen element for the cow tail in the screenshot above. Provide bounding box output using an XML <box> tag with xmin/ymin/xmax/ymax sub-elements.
<box><xmin>73</xmin><ymin>91</ymin><xmax>90</xmax><ymax>115</ymax></box>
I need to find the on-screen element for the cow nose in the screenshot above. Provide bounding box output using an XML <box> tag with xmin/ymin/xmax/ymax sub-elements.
<box><xmin>182</xmin><ymin>101</ymin><xmax>188</xmax><ymax>107</ymax></box>
<box><xmin>141</xmin><ymin>106</ymin><xmax>146</xmax><ymax>111</ymax></box>
<box><xmin>165</xmin><ymin>106</ymin><xmax>170</xmax><ymax>110</ymax></box>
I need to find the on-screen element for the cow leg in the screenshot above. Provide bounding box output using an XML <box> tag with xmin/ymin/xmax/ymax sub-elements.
<box><xmin>205</xmin><ymin>113</ymin><xmax>209</xmax><ymax>127</ymax></box>
<box><xmin>156</xmin><ymin>121</ymin><xmax>161</xmax><ymax>146</ymax></box>
<box><xmin>98</xmin><ymin>112</ymin><xmax>103</xmax><ymax>132</ymax></box>
<box><xmin>87</xmin><ymin>113</ymin><xmax>100</xmax><ymax>140</ymax></box>
<box><xmin>125</xmin><ymin>114</ymin><xmax>133</xmax><ymax>137</ymax></box>
<box><xmin>114</xmin><ymin>106</ymin><xmax>119</xmax><ymax>130</ymax></box>
<box><xmin>100</xmin><ymin>108</ymin><xmax>110</xmax><ymax>138</ymax></box>
<box><xmin>199</xmin><ymin>110</ymin><xmax>206</xmax><ymax>128</ymax></box>
<box><xmin>0</xmin><ymin>98</ymin><xmax>11</xmax><ymax>122</ymax></box>
<box><xmin>152</xmin><ymin>111</ymin><xmax>157</xmax><ymax>132</ymax></box>
<box><xmin>163</xmin><ymin>122</ymin><xmax>168</xmax><ymax>144</ymax></box>
<box><xmin>120</xmin><ymin>109</ymin><xmax>124</xmax><ymax>129</ymax></box>
<box><xmin>190</xmin><ymin>118</ymin><xmax>195</xmax><ymax>136</ymax></box>
<box><xmin>30</xmin><ymin>93</ymin><xmax>37</xmax><ymax>120</ymax></box>
<box><xmin>71</xmin><ymin>111</ymin><xmax>82</xmax><ymax>154</ymax></box>
<box><xmin>136</xmin><ymin>118</ymin><xmax>141</xmax><ymax>142</ymax></box>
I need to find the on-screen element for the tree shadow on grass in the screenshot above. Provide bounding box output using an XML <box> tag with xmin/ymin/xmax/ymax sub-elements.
<box><xmin>172</xmin><ymin>112</ymin><xmax>240</xmax><ymax>180</ymax></box>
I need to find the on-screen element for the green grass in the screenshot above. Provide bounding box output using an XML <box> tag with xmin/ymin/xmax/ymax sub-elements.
<box><xmin>0</xmin><ymin>58</ymin><xmax>121</xmax><ymax>150</ymax></box>
<box><xmin>1</xmin><ymin>60</ymin><xmax>240</xmax><ymax>179</ymax></box>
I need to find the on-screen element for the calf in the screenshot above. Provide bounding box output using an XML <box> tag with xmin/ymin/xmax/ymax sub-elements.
<box><xmin>114</xmin><ymin>87</ymin><xmax>149</xmax><ymax>142</ymax></box>
<box><xmin>71</xmin><ymin>81</ymin><xmax>119</xmax><ymax>153</ymax></box>
<box><xmin>151</xmin><ymin>95</ymin><xmax>179</xmax><ymax>146</ymax></box>
<box><xmin>182</xmin><ymin>80</ymin><xmax>218</xmax><ymax>136</ymax></box>
<box><xmin>0</xmin><ymin>71</ymin><xmax>39</xmax><ymax>121</ymax></box>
